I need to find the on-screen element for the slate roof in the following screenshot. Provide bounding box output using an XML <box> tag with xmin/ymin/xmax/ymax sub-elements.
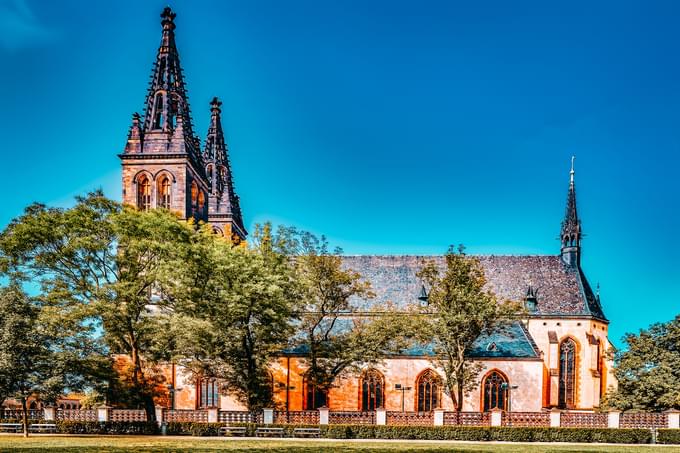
<box><xmin>284</xmin><ymin>319</ymin><xmax>540</xmax><ymax>359</ymax></box>
<box><xmin>401</xmin><ymin>321</ymin><xmax>541</xmax><ymax>359</ymax></box>
<box><xmin>342</xmin><ymin>255</ymin><xmax>607</xmax><ymax>321</ymax></box>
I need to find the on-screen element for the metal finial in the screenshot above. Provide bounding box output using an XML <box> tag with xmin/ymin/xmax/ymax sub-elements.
<box><xmin>570</xmin><ymin>156</ymin><xmax>575</xmax><ymax>185</ymax></box>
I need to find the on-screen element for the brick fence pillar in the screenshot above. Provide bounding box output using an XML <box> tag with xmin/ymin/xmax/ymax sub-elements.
<box><xmin>490</xmin><ymin>409</ymin><xmax>502</xmax><ymax>427</ymax></box>
<box><xmin>549</xmin><ymin>409</ymin><xmax>561</xmax><ymax>428</ymax></box>
<box><xmin>318</xmin><ymin>407</ymin><xmax>329</xmax><ymax>425</ymax></box>
<box><xmin>666</xmin><ymin>409</ymin><xmax>680</xmax><ymax>429</ymax></box>
<box><xmin>376</xmin><ymin>408</ymin><xmax>386</xmax><ymax>425</ymax></box>
<box><xmin>263</xmin><ymin>408</ymin><xmax>274</xmax><ymax>425</ymax></box>
<box><xmin>608</xmin><ymin>410</ymin><xmax>620</xmax><ymax>429</ymax></box>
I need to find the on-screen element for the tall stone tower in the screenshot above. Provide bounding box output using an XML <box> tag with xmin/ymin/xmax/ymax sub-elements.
<box><xmin>119</xmin><ymin>7</ymin><xmax>246</xmax><ymax>243</ymax></box>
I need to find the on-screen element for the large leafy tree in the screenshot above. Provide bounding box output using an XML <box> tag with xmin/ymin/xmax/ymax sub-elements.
<box><xmin>0</xmin><ymin>285</ymin><xmax>103</xmax><ymax>436</ymax></box>
<box><xmin>605</xmin><ymin>316</ymin><xmax>680</xmax><ymax>411</ymax></box>
<box><xmin>417</xmin><ymin>245</ymin><xmax>521</xmax><ymax>411</ymax></box>
<box><xmin>0</xmin><ymin>191</ymin><xmax>195</xmax><ymax>420</ymax></box>
<box><xmin>290</xmin><ymin>230</ymin><xmax>408</xmax><ymax>401</ymax></box>
<box><xmin>168</xmin><ymin>224</ymin><xmax>297</xmax><ymax>411</ymax></box>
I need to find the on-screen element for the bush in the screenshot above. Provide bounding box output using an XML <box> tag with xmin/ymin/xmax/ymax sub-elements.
<box><xmin>658</xmin><ymin>429</ymin><xmax>680</xmax><ymax>445</ymax></box>
<box><xmin>318</xmin><ymin>425</ymin><xmax>651</xmax><ymax>443</ymax></box>
<box><xmin>56</xmin><ymin>421</ymin><xmax>158</xmax><ymax>435</ymax></box>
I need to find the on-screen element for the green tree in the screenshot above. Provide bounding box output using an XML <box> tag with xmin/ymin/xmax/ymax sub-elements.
<box><xmin>292</xmin><ymin>232</ymin><xmax>409</xmax><ymax>402</ymax></box>
<box><xmin>0</xmin><ymin>285</ymin><xmax>100</xmax><ymax>437</ymax></box>
<box><xmin>604</xmin><ymin>316</ymin><xmax>680</xmax><ymax>411</ymax></box>
<box><xmin>168</xmin><ymin>225</ymin><xmax>296</xmax><ymax>411</ymax></box>
<box><xmin>0</xmin><ymin>192</ymin><xmax>196</xmax><ymax>420</ymax></box>
<box><xmin>417</xmin><ymin>245</ymin><xmax>522</xmax><ymax>411</ymax></box>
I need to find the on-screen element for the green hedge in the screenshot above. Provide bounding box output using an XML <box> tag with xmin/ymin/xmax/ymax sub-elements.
<box><xmin>160</xmin><ymin>423</ymin><xmax>657</xmax><ymax>443</ymax></box>
<box><xmin>56</xmin><ymin>421</ymin><xmax>158</xmax><ymax>435</ymax></box>
<box><xmin>319</xmin><ymin>425</ymin><xmax>652</xmax><ymax>443</ymax></box>
<box><xmin>658</xmin><ymin>429</ymin><xmax>680</xmax><ymax>445</ymax></box>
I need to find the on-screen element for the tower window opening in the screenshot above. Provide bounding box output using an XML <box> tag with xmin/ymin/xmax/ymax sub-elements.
<box><xmin>158</xmin><ymin>176</ymin><xmax>171</xmax><ymax>209</ymax></box>
<box><xmin>137</xmin><ymin>176</ymin><xmax>151</xmax><ymax>211</ymax></box>
<box><xmin>152</xmin><ymin>93</ymin><xmax>164</xmax><ymax>130</ymax></box>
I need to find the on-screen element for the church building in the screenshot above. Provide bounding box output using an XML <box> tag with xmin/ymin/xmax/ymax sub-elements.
<box><xmin>121</xmin><ymin>8</ymin><xmax>616</xmax><ymax>413</ymax></box>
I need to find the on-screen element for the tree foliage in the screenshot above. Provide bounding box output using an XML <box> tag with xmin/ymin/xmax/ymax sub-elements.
<box><xmin>290</xmin><ymin>229</ymin><xmax>409</xmax><ymax>399</ymax></box>
<box><xmin>417</xmin><ymin>245</ymin><xmax>522</xmax><ymax>411</ymax></box>
<box><xmin>168</xmin><ymin>224</ymin><xmax>297</xmax><ymax>411</ymax></box>
<box><xmin>604</xmin><ymin>315</ymin><xmax>680</xmax><ymax>411</ymax></box>
<box><xmin>0</xmin><ymin>285</ymin><xmax>103</xmax><ymax>436</ymax></box>
<box><xmin>0</xmin><ymin>191</ymin><xmax>195</xmax><ymax>419</ymax></box>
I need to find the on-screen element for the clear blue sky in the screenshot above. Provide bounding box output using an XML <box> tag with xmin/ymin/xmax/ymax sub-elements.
<box><xmin>1</xmin><ymin>0</ymin><xmax>678</xmax><ymax>346</ymax></box>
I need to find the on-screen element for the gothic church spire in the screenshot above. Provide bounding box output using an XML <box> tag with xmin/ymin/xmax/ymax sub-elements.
<box><xmin>204</xmin><ymin>97</ymin><xmax>247</xmax><ymax>242</ymax></box>
<box><xmin>560</xmin><ymin>156</ymin><xmax>581</xmax><ymax>267</ymax></box>
<box><xmin>135</xmin><ymin>7</ymin><xmax>201</xmax><ymax>163</ymax></box>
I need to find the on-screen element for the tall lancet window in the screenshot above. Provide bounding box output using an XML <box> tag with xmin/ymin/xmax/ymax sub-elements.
<box><xmin>137</xmin><ymin>176</ymin><xmax>151</xmax><ymax>211</ymax></box>
<box><xmin>416</xmin><ymin>369</ymin><xmax>442</xmax><ymax>412</ymax></box>
<box><xmin>158</xmin><ymin>176</ymin><xmax>171</xmax><ymax>209</ymax></box>
<box><xmin>360</xmin><ymin>369</ymin><xmax>384</xmax><ymax>411</ymax></box>
<box><xmin>482</xmin><ymin>371</ymin><xmax>508</xmax><ymax>411</ymax></box>
<box><xmin>559</xmin><ymin>338</ymin><xmax>577</xmax><ymax>409</ymax></box>
<box><xmin>303</xmin><ymin>373</ymin><xmax>328</xmax><ymax>410</ymax></box>
<box><xmin>152</xmin><ymin>93</ymin><xmax>164</xmax><ymax>129</ymax></box>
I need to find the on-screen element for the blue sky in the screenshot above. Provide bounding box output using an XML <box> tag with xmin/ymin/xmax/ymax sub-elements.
<box><xmin>0</xmin><ymin>0</ymin><xmax>678</xmax><ymax>346</ymax></box>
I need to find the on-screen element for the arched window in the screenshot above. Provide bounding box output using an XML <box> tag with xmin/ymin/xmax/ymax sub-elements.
<box><xmin>191</xmin><ymin>181</ymin><xmax>199</xmax><ymax>209</ymax></box>
<box><xmin>416</xmin><ymin>369</ymin><xmax>442</xmax><ymax>412</ymax></box>
<box><xmin>482</xmin><ymin>371</ymin><xmax>508</xmax><ymax>411</ymax></box>
<box><xmin>198</xmin><ymin>191</ymin><xmax>205</xmax><ymax>212</ymax></box>
<box><xmin>559</xmin><ymin>338</ymin><xmax>577</xmax><ymax>409</ymax></box>
<box><xmin>360</xmin><ymin>369</ymin><xmax>384</xmax><ymax>411</ymax></box>
<box><xmin>303</xmin><ymin>373</ymin><xmax>328</xmax><ymax>410</ymax></box>
<box><xmin>197</xmin><ymin>377</ymin><xmax>219</xmax><ymax>408</ymax></box>
<box><xmin>137</xmin><ymin>176</ymin><xmax>151</xmax><ymax>211</ymax></box>
<box><xmin>157</xmin><ymin>176</ymin><xmax>171</xmax><ymax>209</ymax></box>
<box><xmin>152</xmin><ymin>93</ymin><xmax>164</xmax><ymax>129</ymax></box>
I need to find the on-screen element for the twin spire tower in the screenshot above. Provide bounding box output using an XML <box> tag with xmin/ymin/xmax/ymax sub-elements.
<box><xmin>119</xmin><ymin>7</ymin><xmax>246</xmax><ymax>244</ymax></box>
<box><xmin>120</xmin><ymin>7</ymin><xmax>583</xmax><ymax>258</ymax></box>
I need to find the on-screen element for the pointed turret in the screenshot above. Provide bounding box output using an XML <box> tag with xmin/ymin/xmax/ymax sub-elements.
<box><xmin>128</xmin><ymin>7</ymin><xmax>201</xmax><ymax>164</ymax></box>
<box><xmin>560</xmin><ymin>156</ymin><xmax>582</xmax><ymax>267</ymax></box>
<box><xmin>203</xmin><ymin>97</ymin><xmax>247</xmax><ymax>242</ymax></box>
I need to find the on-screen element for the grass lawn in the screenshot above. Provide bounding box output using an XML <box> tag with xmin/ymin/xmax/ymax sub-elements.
<box><xmin>0</xmin><ymin>436</ymin><xmax>678</xmax><ymax>453</ymax></box>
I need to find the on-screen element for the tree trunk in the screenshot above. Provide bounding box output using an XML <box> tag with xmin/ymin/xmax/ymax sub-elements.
<box><xmin>143</xmin><ymin>392</ymin><xmax>156</xmax><ymax>422</ymax></box>
<box><xmin>20</xmin><ymin>396</ymin><xmax>29</xmax><ymax>438</ymax></box>
<box><xmin>130</xmin><ymin>341</ymin><xmax>156</xmax><ymax>422</ymax></box>
<box><xmin>456</xmin><ymin>384</ymin><xmax>464</xmax><ymax>413</ymax></box>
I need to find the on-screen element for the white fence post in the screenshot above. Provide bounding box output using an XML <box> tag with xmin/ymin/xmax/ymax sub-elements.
<box><xmin>96</xmin><ymin>405</ymin><xmax>110</xmax><ymax>422</ymax></box>
<box><xmin>155</xmin><ymin>406</ymin><xmax>164</xmax><ymax>427</ymax></box>
<box><xmin>318</xmin><ymin>407</ymin><xmax>329</xmax><ymax>425</ymax></box>
<box><xmin>433</xmin><ymin>409</ymin><xmax>444</xmax><ymax>426</ymax></box>
<box><xmin>263</xmin><ymin>408</ymin><xmax>274</xmax><ymax>425</ymax></box>
<box><xmin>43</xmin><ymin>405</ymin><xmax>56</xmax><ymax>421</ymax></box>
<box><xmin>207</xmin><ymin>407</ymin><xmax>218</xmax><ymax>424</ymax></box>
<box><xmin>608</xmin><ymin>410</ymin><xmax>621</xmax><ymax>429</ymax></box>
<box><xmin>376</xmin><ymin>408</ymin><xmax>386</xmax><ymax>425</ymax></box>
<box><xmin>490</xmin><ymin>409</ymin><xmax>502</xmax><ymax>427</ymax></box>
<box><xmin>666</xmin><ymin>409</ymin><xmax>680</xmax><ymax>429</ymax></box>
<box><xmin>549</xmin><ymin>409</ymin><xmax>561</xmax><ymax>428</ymax></box>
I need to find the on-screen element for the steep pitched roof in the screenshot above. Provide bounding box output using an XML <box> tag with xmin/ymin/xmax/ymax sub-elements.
<box><xmin>341</xmin><ymin>255</ymin><xmax>607</xmax><ymax>321</ymax></box>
